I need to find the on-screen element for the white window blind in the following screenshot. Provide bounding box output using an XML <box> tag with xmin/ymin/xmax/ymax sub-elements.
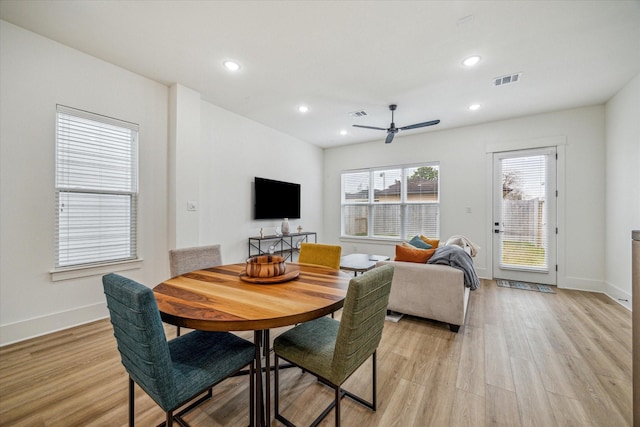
<box><xmin>341</xmin><ymin>164</ymin><xmax>439</xmax><ymax>240</ymax></box>
<box><xmin>500</xmin><ymin>154</ymin><xmax>548</xmax><ymax>270</ymax></box>
<box><xmin>55</xmin><ymin>105</ymin><xmax>138</xmax><ymax>268</ymax></box>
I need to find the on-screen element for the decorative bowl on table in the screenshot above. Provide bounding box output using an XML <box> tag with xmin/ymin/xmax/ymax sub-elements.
<box><xmin>245</xmin><ymin>255</ymin><xmax>286</xmax><ymax>278</ymax></box>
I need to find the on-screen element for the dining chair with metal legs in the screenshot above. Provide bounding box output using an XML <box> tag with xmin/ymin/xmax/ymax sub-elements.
<box><xmin>103</xmin><ymin>273</ymin><xmax>255</xmax><ymax>427</ymax></box>
<box><xmin>169</xmin><ymin>244</ymin><xmax>223</xmax><ymax>336</ymax></box>
<box><xmin>273</xmin><ymin>264</ymin><xmax>394</xmax><ymax>426</ymax></box>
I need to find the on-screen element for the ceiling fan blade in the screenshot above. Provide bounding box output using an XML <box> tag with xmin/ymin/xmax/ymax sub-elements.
<box><xmin>385</xmin><ymin>132</ymin><xmax>395</xmax><ymax>144</ymax></box>
<box><xmin>399</xmin><ymin>119</ymin><xmax>441</xmax><ymax>131</ymax></box>
<box><xmin>352</xmin><ymin>124</ymin><xmax>388</xmax><ymax>131</ymax></box>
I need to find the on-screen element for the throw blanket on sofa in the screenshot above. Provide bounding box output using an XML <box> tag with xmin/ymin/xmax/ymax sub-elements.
<box><xmin>428</xmin><ymin>245</ymin><xmax>480</xmax><ymax>290</ymax></box>
<box><xmin>444</xmin><ymin>235</ymin><xmax>480</xmax><ymax>257</ymax></box>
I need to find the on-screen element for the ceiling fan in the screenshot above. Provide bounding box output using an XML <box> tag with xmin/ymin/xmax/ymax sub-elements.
<box><xmin>352</xmin><ymin>104</ymin><xmax>440</xmax><ymax>144</ymax></box>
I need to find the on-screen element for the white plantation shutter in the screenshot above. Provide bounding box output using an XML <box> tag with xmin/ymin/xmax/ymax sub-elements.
<box><xmin>341</xmin><ymin>164</ymin><xmax>439</xmax><ymax>240</ymax></box>
<box><xmin>55</xmin><ymin>105</ymin><xmax>138</xmax><ymax>268</ymax></box>
<box><xmin>500</xmin><ymin>154</ymin><xmax>548</xmax><ymax>270</ymax></box>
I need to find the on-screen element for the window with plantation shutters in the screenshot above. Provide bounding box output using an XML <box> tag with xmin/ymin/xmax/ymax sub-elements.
<box><xmin>55</xmin><ymin>105</ymin><xmax>138</xmax><ymax>268</ymax></box>
<box><xmin>341</xmin><ymin>163</ymin><xmax>439</xmax><ymax>240</ymax></box>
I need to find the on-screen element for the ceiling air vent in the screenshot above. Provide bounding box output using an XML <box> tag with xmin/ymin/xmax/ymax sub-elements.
<box><xmin>494</xmin><ymin>73</ymin><xmax>522</xmax><ymax>87</ymax></box>
<box><xmin>349</xmin><ymin>110</ymin><xmax>368</xmax><ymax>117</ymax></box>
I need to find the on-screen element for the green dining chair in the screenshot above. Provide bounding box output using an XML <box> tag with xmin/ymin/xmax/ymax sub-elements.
<box><xmin>102</xmin><ymin>273</ymin><xmax>255</xmax><ymax>427</ymax></box>
<box><xmin>273</xmin><ymin>264</ymin><xmax>394</xmax><ymax>426</ymax></box>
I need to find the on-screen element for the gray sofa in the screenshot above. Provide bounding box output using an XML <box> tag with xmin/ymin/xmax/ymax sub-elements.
<box><xmin>376</xmin><ymin>260</ymin><xmax>470</xmax><ymax>332</ymax></box>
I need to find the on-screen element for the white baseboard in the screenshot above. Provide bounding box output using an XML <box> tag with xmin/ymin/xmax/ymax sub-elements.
<box><xmin>559</xmin><ymin>275</ymin><xmax>604</xmax><ymax>293</ymax></box>
<box><xmin>0</xmin><ymin>302</ymin><xmax>109</xmax><ymax>347</ymax></box>
<box><xmin>604</xmin><ymin>281</ymin><xmax>632</xmax><ymax>311</ymax></box>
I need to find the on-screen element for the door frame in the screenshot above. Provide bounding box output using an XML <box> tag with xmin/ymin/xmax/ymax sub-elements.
<box><xmin>485</xmin><ymin>136</ymin><xmax>566</xmax><ymax>288</ymax></box>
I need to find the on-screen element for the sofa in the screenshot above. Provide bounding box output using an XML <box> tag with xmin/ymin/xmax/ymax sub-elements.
<box><xmin>376</xmin><ymin>259</ymin><xmax>470</xmax><ymax>332</ymax></box>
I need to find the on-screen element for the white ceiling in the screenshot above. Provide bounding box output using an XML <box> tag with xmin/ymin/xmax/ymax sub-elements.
<box><xmin>1</xmin><ymin>1</ymin><xmax>639</xmax><ymax>148</ymax></box>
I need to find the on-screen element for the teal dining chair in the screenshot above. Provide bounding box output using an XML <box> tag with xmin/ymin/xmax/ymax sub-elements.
<box><xmin>273</xmin><ymin>264</ymin><xmax>394</xmax><ymax>426</ymax></box>
<box><xmin>102</xmin><ymin>273</ymin><xmax>255</xmax><ymax>427</ymax></box>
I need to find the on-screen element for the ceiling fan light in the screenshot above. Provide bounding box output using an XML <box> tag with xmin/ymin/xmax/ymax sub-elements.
<box><xmin>462</xmin><ymin>55</ymin><xmax>481</xmax><ymax>67</ymax></box>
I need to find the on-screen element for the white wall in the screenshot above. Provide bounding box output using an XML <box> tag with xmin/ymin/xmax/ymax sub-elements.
<box><xmin>0</xmin><ymin>21</ymin><xmax>325</xmax><ymax>345</ymax></box>
<box><xmin>605</xmin><ymin>73</ymin><xmax>640</xmax><ymax>306</ymax></box>
<box><xmin>323</xmin><ymin>106</ymin><xmax>607</xmax><ymax>293</ymax></box>
<box><xmin>198</xmin><ymin>101</ymin><xmax>325</xmax><ymax>263</ymax></box>
<box><xmin>0</xmin><ymin>19</ymin><xmax>631</xmax><ymax>345</ymax></box>
<box><xmin>0</xmin><ymin>21</ymin><xmax>169</xmax><ymax>345</ymax></box>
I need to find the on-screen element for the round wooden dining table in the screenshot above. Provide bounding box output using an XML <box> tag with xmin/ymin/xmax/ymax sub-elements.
<box><xmin>153</xmin><ymin>262</ymin><xmax>351</xmax><ymax>426</ymax></box>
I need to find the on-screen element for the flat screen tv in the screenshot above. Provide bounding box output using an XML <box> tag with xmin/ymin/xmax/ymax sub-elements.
<box><xmin>254</xmin><ymin>177</ymin><xmax>301</xmax><ymax>220</ymax></box>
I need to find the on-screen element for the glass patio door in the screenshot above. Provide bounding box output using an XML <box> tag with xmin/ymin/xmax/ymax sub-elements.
<box><xmin>492</xmin><ymin>148</ymin><xmax>557</xmax><ymax>285</ymax></box>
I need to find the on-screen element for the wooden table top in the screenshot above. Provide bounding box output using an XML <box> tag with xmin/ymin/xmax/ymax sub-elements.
<box><xmin>153</xmin><ymin>262</ymin><xmax>351</xmax><ymax>332</ymax></box>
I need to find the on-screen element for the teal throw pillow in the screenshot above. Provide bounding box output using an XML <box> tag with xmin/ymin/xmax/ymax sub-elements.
<box><xmin>409</xmin><ymin>235</ymin><xmax>432</xmax><ymax>249</ymax></box>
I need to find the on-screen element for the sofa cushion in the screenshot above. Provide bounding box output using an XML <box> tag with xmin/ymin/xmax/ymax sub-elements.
<box><xmin>420</xmin><ymin>235</ymin><xmax>440</xmax><ymax>249</ymax></box>
<box><xmin>394</xmin><ymin>244</ymin><xmax>436</xmax><ymax>263</ymax></box>
<box><xmin>408</xmin><ymin>235</ymin><xmax>432</xmax><ymax>249</ymax></box>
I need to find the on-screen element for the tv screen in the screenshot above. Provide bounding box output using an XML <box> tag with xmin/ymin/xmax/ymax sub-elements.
<box><xmin>254</xmin><ymin>177</ymin><xmax>301</xmax><ymax>220</ymax></box>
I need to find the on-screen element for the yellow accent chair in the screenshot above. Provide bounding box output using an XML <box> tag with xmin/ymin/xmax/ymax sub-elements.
<box><xmin>298</xmin><ymin>243</ymin><xmax>342</xmax><ymax>270</ymax></box>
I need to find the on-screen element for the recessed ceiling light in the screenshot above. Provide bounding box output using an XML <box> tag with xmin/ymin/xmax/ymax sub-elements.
<box><xmin>469</xmin><ymin>103</ymin><xmax>481</xmax><ymax>111</ymax></box>
<box><xmin>339</xmin><ymin>130</ymin><xmax>348</xmax><ymax>136</ymax></box>
<box><xmin>462</xmin><ymin>56</ymin><xmax>481</xmax><ymax>67</ymax></box>
<box><xmin>223</xmin><ymin>60</ymin><xmax>240</xmax><ymax>71</ymax></box>
<box><xmin>297</xmin><ymin>105</ymin><xmax>309</xmax><ymax>113</ymax></box>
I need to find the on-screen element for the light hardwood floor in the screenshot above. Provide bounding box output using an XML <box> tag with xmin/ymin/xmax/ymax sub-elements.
<box><xmin>0</xmin><ymin>279</ymin><xmax>631</xmax><ymax>426</ymax></box>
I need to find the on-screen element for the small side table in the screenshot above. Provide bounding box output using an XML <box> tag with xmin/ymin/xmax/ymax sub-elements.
<box><xmin>340</xmin><ymin>253</ymin><xmax>390</xmax><ymax>276</ymax></box>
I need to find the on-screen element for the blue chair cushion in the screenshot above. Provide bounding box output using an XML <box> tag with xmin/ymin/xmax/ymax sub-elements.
<box><xmin>168</xmin><ymin>330</ymin><xmax>255</xmax><ymax>407</ymax></box>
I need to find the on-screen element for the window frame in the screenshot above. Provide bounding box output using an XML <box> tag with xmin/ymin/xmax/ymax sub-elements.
<box><xmin>53</xmin><ymin>105</ymin><xmax>140</xmax><ymax>276</ymax></box>
<box><xmin>340</xmin><ymin>162</ymin><xmax>440</xmax><ymax>241</ymax></box>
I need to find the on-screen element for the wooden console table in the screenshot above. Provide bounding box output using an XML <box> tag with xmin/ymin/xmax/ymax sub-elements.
<box><xmin>248</xmin><ymin>231</ymin><xmax>317</xmax><ymax>261</ymax></box>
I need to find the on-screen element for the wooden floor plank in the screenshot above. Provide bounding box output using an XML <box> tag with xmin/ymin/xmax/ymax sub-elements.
<box><xmin>484</xmin><ymin>323</ymin><xmax>515</xmax><ymax>392</ymax></box>
<box><xmin>510</xmin><ymin>356</ymin><xmax>558</xmax><ymax>426</ymax></box>
<box><xmin>0</xmin><ymin>280</ymin><xmax>632</xmax><ymax>426</ymax></box>
<box><xmin>547</xmin><ymin>392</ymin><xmax>595</xmax><ymax>427</ymax></box>
<box><xmin>485</xmin><ymin>384</ymin><xmax>521</xmax><ymax>427</ymax></box>
<box><xmin>455</xmin><ymin>324</ymin><xmax>486</xmax><ymax>397</ymax></box>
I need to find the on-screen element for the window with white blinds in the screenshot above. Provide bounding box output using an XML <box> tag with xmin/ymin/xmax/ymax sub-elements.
<box><xmin>500</xmin><ymin>154</ymin><xmax>548</xmax><ymax>270</ymax></box>
<box><xmin>55</xmin><ymin>105</ymin><xmax>138</xmax><ymax>268</ymax></box>
<box><xmin>341</xmin><ymin>163</ymin><xmax>439</xmax><ymax>240</ymax></box>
